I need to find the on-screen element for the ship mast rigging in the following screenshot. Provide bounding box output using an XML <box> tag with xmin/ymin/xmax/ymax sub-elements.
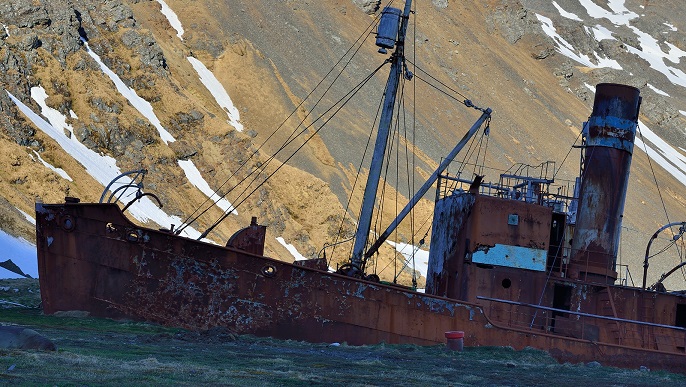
<box><xmin>346</xmin><ymin>1</ymin><xmax>491</xmax><ymax>278</ymax></box>
<box><xmin>173</xmin><ymin>0</ymin><xmax>492</xmax><ymax>278</ymax></box>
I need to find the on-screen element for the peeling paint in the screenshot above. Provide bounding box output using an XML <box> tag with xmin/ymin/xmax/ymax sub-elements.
<box><xmin>35</xmin><ymin>201</ymin><xmax>686</xmax><ymax>373</ymax></box>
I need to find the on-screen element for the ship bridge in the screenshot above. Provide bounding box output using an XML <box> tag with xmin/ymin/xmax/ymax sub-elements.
<box><xmin>426</xmin><ymin>160</ymin><xmax>591</xmax><ymax>300</ymax></box>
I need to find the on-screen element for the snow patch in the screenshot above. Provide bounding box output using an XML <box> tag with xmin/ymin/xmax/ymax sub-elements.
<box><xmin>3</xmin><ymin>25</ymin><xmax>9</xmax><ymax>37</ymax></box>
<box><xmin>558</xmin><ymin>1</ymin><xmax>686</xmax><ymax>89</ymax></box>
<box><xmin>32</xmin><ymin>150</ymin><xmax>73</xmax><ymax>181</ymax></box>
<box><xmin>663</xmin><ymin>22</ymin><xmax>677</xmax><ymax>32</ymax></box>
<box><xmin>187</xmin><ymin>56</ymin><xmax>243</xmax><ymax>131</ymax></box>
<box><xmin>647</xmin><ymin>83</ymin><xmax>670</xmax><ymax>97</ymax></box>
<box><xmin>156</xmin><ymin>0</ymin><xmax>184</xmax><ymax>40</ymax></box>
<box><xmin>178</xmin><ymin>159</ymin><xmax>236</xmax><ymax>215</ymax></box>
<box><xmin>587</xmin><ymin>25</ymin><xmax>615</xmax><ymax>41</ymax></box>
<box><xmin>7</xmin><ymin>89</ymin><xmax>201</xmax><ymax>239</ymax></box>
<box><xmin>635</xmin><ymin>120</ymin><xmax>686</xmax><ymax>187</ymax></box>
<box><xmin>16</xmin><ymin>208</ymin><xmax>36</xmax><ymax>225</ymax></box>
<box><xmin>552</xmin><ymin>1</ymin><xmax>582</xmax><ymax>21</ymax></box>
<box><xmin>536</xmin><ymin>14</ymin><xmax>621</xmax><ymax>70</ymax></box>
<box><xmin>385</xmin><ymin>240</ymin><xmax>429</xmax><ymax>278</ymax></box>
<box><xmin>624</xmin><ymin>26</ymin><xmax>686</xmax><ymax>88</ymax></box>
<box><xmin>83</xmin><ymin>40</ymin><xmax>176</xmax><ymax>144</ymax></box>
<box><xmin>578</xmin><ymin>0</ymin><xmax>638</xmax><ymax>25</ymax></box>
<box><xmin>276</xmin><ymin>237</ymin><xmax>307</xmax><ymax>261</ymax></box>
<box><xmin>0</xmin><ymin>229</ymin><xmax>37</xmax><ymax>279</ymax></box>
<box><xmin>30</xmin><ymin>86</ymin><xmax>75</xmax><ymax>136</ymax></box>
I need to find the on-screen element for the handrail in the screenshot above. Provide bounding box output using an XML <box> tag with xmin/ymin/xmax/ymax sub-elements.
<box><xmin>477</xmin><ymin>295</ymin><xmax>686</xmax><ymax>332</ymax></box>
<box><xmin>643</xmin><ymin>221</ymin><xmax>686</xmax><ymax>289</ymax></box>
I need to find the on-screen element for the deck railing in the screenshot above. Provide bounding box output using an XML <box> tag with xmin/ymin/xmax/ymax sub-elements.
<box><xmin>436</xmin><ymin>163</ymin><xmax>577</xmax><ymax>216</ymax></box>
<box><xmin>477</xmin><ymin>296</ymin><xmax>686</xmax><ymax>352</ymax></box>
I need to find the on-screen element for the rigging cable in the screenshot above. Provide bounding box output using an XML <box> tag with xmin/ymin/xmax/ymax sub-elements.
<box><xmin>198</xmin><ymin>63</ymin><xmax>389</xmax><ymax>239</ymax></box>
<box><xmin>332</xmin><ymin>78</ymin><xmax>387</xmax><ymax>264</ymax></box>
<box><xmin>407</xmin><ymin>60</ymin><xmax>488</xmax><ymax>113</ymax></box>
<box><xmin>333</xmin><ymin>1</ymin><xmax>415</xmax><ymax>262</ymax></box>
<box><xmin>410</xmin><ymin>2</ymin><xmax>418</xmax><ymax>284</ymax></box>
<box><xmin>391</xmin><ymin>212</ymin><xmax>433</xmax><ymax>284</ymax></box>
<box><xmin>175</xmin><ymin>10</ymin><xmax>385</xmax><ymax>236</ymax></box>
<box><xmin>635</xmin><ymin>122</ymin><xmax>685</xmax><ymax>280</ymax></box>
<box><xmin>551</xmin><ymin>129</ymin><xmax>583</xmax><ymax>181</ymax></box>
<box><xmin>368</xmin><ymin>75</ymin><xmax>402</xmax><ymax>274</ymax></box>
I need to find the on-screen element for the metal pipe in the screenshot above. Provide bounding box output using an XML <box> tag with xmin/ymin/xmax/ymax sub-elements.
<box><xmin>569</xmin><ymin>84</ymin><xmax>641</xmax><ymax>284</ymax></box>
<box><xmin>642</xmin><ymin>221</ymin><xmax>686</xmax><ymax>289</ymax></box>
<box><xmin>99</xmin><ymin>169</ymin><xmax>147</xmax><ymax>203</ymax></box>
<box><xmin>476</xmin><ymin>296</ymin><xmax>686</xmax><ymax>331</ymax></box>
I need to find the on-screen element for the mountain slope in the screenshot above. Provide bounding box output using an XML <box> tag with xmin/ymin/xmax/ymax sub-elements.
<box><xmin>1</xmin><ymin>0</ymin><xmax>685</xmax><ymax>287</ymax></box>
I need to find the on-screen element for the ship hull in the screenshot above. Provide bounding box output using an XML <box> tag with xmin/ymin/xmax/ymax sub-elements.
<box><xmin>36</xmin><ymin>202</ymin><xmax>686</xmax><ymax>373</ymax></box>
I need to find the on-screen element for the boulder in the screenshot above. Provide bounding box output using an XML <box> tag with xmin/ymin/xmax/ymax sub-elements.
<box><xmin>0</xmin><ymin>326</ymin><xmax>57</xmax><ymax>351</ymax></box>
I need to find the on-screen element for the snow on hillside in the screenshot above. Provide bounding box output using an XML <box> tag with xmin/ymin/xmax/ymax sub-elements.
<box><xmin>88</xmin><ymin>5</ymin><xmax>245</xmax><ymax>215</ymax></box>
<box><xmin>178</xmin><ymin>159</ymin><xmax>237</xmax><ymax>214</ymax></box>
<box><xmin>156</xmin><ymin>0</ymin><xmax>184</xmax><ymax>40</ymax></box>
<box><xmin>7</xmin><ymin>88</ymin><xmax>201</xmax><ymax>239</ymax></box>
<box><xmin>153</xmin><ymin>1</ymin><xmax>243</xmax><ymax>131</ymax></box>
<box><xmin>16</xmin><ymin>208</ymin><xmax>36</xmax><ymax>225</ymax></box>
<box><xmin>276</xmin><ymin>237</ymin><xmax>308</xmax><ymax>261</ymax></box>
<box><xmin>29</xmin><ymin>149</ymin><xmax>73</xmax><ymax>182</ymax></box>
<box><xmin>82</xmin><ymin>40</ymin><xmax>176</xmax><ymax>144</ymax></box>
<box><xmin>540</xmin><ymin>1</ymin><xmax>686</xmax><ymax>188</ymax></box>
<box><xmin>0</xmin><ymin>230</ymin><xmax>37</xmax><ymax>279</ymax></box>
<box><xmin>187</xmin><ymin>56</ymin><xmax>244</xmax><ymax>131</ymax></box>
<box><xmin>386</xmin><ymin>240</ymin><xmax>429</xmax><ymax>279</ymax></box>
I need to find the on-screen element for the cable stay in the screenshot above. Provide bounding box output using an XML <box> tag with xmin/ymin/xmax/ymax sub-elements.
<box><xmin>172</xmin><ymin>1</ymin><xmax>494</xmax><ymax>288</ymax></box>
<box><xmin>174</xmin><ymin>9</ymin><xmax>390</xmax><ymax>239</ymax></box>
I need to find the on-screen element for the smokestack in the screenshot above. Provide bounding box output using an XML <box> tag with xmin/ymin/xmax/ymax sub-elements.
<box><xmin>568</xmin><ymin>83</ymin><xmax>641</xmax><ymax>284</ymax></box>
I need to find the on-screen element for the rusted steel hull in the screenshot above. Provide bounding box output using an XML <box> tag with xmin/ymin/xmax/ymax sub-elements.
<box><xmin>36</xmin><ymin>202</ymin><xmax>686</xmax><ymax>373</ymax></box>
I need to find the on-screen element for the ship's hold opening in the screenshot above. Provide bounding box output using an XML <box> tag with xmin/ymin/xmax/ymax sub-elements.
<box><xmin>675</xmin><ymin>304</ymin><xmax>686</xmax><ymax>328</ymax></box>
<box><xmin>551</xmin><ymin>284</ymin><xmax>573</xmax><ymax>332</ymax></box>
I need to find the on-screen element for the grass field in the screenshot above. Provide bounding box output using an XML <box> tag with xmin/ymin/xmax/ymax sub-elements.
<box><xmin>1</xmin><ymin>278</ymin><xmax>685</xmax><ymax>386</ymax></box>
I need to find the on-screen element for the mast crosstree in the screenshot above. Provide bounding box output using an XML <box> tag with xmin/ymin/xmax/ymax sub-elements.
<box><xmin>349</xmin><ymin>0</ymin><xmax>492</xmax><ymax>276</ymax></box>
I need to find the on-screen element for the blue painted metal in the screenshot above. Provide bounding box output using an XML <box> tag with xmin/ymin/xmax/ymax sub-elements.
<box><xmin>376</xmin><ymin>7</ymin><xmax>402</xmax><ymax>49</ymax></box>
<box><xmin>471</xmin><ymin>244</ymin><xmax>547</xmax><ymax>272</ymax></box>
<box><xmin>585</xmin><ymin>115</ymin><xmax>637</xmax><ymax>153</ymax></box>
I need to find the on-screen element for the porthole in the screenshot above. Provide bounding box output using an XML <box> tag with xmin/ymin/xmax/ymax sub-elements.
<box><xmin>60</xmin><ymin>215</ymin><xmax>75</xmax><ymax>231</ymax></box>
<box><xmin>126</xmin><ymin>230</ymin><xmax>140</xmax><ymax>243</ymax></box>
<box><xmin>262</xmin><ymin>265</ymin><xmax>277</xmax><ymax>278</ymax></box>
<box><xmin>502</xmin><ymin>278</ymin><xmax>512</xmax><ymax>289</ymax></box>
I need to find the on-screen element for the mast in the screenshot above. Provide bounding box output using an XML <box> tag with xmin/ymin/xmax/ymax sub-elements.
<box><xmin>351</xmin><ymin>0</ymin><xmax>413</xmax><ymax>270</ymax></box>
<box><xmin>362</xmin><ymin>108</ymin><xmax>491</xmax><ymax>261</ymax></box>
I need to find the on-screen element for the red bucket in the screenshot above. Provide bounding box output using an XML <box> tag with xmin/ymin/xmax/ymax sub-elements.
<box><xmin>444</xmin><ymin>331</ymin><xmax>464</xmax><ymax>339</ymax></box>
<box><xmin>445</xmin><ymin>331</ymin><xmax>464</xmax><ymax>351</ymax></box>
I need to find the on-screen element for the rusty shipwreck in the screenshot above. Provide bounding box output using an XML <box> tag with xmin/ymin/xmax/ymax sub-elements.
<box><xmin>36</xmin><ymin>1</ymin><xmax>686</xmax><ymax>373</ymax></box>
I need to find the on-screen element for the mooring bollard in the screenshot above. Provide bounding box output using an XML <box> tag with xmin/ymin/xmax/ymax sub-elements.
<box><xmin>444</xmin><ymin>331</ymin><xmax>464</xmax><ymax>351</ymax></box>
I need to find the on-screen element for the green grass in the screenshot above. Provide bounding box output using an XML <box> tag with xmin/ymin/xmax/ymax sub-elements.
<box><xmin>1</xmin><ymin>279</ymin><xmax>685</xmax><ymax>385</ymax></box>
